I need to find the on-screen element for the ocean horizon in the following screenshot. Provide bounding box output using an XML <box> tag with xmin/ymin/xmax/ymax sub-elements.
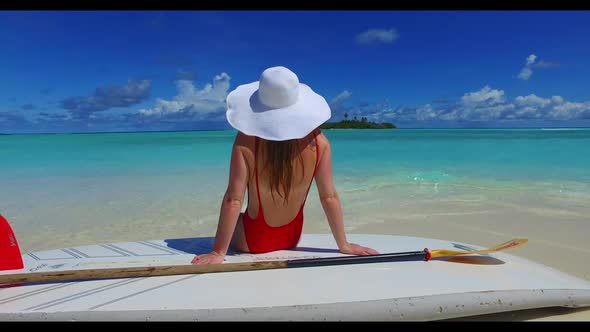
<box><xmin>3</xmin><ymin>126</ymin><xmax>590</xmax><ymax>136</ymax></box>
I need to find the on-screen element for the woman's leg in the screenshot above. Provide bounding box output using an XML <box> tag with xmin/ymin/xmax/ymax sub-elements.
<box><xmin>230</xmin><ymin>213</ymin><xmax>250</xmax><ymax>253</ymax></box>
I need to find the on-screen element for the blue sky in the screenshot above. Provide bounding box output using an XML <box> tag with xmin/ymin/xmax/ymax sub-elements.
<box><xmin>1</xmin><ymin>10</ymin><xmax>590</xmax><ymax>133</ymax></box>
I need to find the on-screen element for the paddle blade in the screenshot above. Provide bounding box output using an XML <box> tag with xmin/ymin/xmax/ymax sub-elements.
<box><xmin>0</xmin><ymin>214</ymin><xmax>24</xmax><ymax>271</ymax></box>
<box><xmin>430</xmin><ymin>238</ymin><xmax>528</xmax><ymax>259</ymax></box>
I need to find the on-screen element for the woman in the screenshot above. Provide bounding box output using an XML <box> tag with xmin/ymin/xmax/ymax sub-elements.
<box><xmin>192</xmin><ymin>66</ymin><xmax>378</xmax><ymax>265</ymax></box>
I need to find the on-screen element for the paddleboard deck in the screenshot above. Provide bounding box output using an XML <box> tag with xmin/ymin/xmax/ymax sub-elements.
<box><xmin>1</xmin><ymin>234</ymin><xmax>590</xmax><ymax>321</ymax></box>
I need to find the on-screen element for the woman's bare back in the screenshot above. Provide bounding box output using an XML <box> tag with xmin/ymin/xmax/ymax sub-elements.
<box><xmin>242</xmin><ymin>130</ymin><xmax>322</xmax><ymax>227</ymax></box>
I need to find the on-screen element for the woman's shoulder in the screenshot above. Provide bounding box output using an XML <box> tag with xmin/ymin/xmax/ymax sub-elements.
<box><xmin>314</xmin><ymin>128</ymin><xmax>329</xmax><ymax>147</ymax></box>
<box><xmin>233</xmin><ymin>132</ymin><xmax>257</xmax><ymax>157</ymax></box>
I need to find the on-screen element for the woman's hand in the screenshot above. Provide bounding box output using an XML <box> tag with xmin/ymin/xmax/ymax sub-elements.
<box><xmin>191</xmin><ymin>251</ymin><xmax>225</xmax><ymax>265</ymax></box>
<box><xmin>339</xmin><ymin>242</ymin><xmax>379</xmax><ymax>256</ymax></box>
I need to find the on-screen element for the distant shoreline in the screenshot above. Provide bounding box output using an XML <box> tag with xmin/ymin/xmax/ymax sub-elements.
<box><xmin>320</xmin><ymin>118</ymin><xmax>396</xmax><ymax>130</ymax></box>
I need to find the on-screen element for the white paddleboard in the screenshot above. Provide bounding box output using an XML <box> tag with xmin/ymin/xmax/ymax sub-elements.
<box><xmin>1</xmin><ymin>234</ymin><xmax>590</xmax><ymax>321</ymax></box>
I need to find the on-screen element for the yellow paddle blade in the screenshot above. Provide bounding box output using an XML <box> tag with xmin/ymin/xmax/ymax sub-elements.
<box><xmin>430</xmin><ymin>238</ymin><xmax>528</xmax><ymax>258</ymax></box>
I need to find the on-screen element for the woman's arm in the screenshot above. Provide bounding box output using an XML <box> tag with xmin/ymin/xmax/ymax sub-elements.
<box><xmin>192</xmin><ymin>134</ymin><xmax>249</xmax><ymax>264</ymax></box>
<box><xmin>314</xmin><ymin>133</ymin><xmax>379</xmax><ymax>255</ymax></box>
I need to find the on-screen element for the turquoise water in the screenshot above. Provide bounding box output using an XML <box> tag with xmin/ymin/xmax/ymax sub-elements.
<box><xmin>1</xmin><ymin>129</ymin><xmax>589</xmax><ymax>251</ymax></box>
<box><xmin>2</xmin><ymin>128</ymin><xmax>589</xmax><ymax>182</ymax></box>
<box><xmin>325</xmin><ymin>129</ymin><xmax>590</xmax><ymax>195</ymax></box>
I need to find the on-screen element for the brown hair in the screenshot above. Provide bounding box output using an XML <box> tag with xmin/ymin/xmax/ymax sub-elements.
<box><xmin>259</xmin><ymin>138</ymin><xmax>305</xmax><ymax>204</ymax></box>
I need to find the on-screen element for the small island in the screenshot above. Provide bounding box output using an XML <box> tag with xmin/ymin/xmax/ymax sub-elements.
<box><xmin>320</xmin><ymin>113</ymin><xmax>396</xmax><ymax>129</ymax></box>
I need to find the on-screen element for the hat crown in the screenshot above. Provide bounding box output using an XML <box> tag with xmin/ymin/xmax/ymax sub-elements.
<box><xmin>258</xmin><ymin>66</ymin><xmax>300</xmax><ymax>109</ymax></box>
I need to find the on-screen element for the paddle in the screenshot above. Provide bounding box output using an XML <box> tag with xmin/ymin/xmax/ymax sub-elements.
<box><xmin>0</xmin><ymin>233</ymin><xmax>528</xmax><ymax>286</ymax></box>
<box><xmin>0</xmin><ymin>214</ymin><xmax>24</xmax><ymax>271</ymax></box>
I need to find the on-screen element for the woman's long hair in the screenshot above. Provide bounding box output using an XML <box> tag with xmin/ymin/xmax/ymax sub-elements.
<box><xmin>259</xmin><ymin>138</ymin><xmax>307</xmax><ymax>204</ymax></box>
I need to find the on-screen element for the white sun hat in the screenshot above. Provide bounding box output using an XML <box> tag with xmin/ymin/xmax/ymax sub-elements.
<box><xmin>226</xmin><ymin>66</ymin><xmax>332</xmax><ymax>141</ymax></box>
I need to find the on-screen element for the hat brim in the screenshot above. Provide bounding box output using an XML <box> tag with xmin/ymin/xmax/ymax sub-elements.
<box><xmin>226</xmin><ymin>82</ymin><xmax>331</xmax><ymax>141</ymax></box>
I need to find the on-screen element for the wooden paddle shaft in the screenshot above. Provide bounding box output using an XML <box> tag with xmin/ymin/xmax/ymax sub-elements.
<box><xmin>0</xmin><ymin>261</ymin><xmax>287</xmax><ymax>285</ymax></box>
<box><xmin>0</xmin><ymin>251</ymin><xmax>429</xmax><ymax>285</ymax></box>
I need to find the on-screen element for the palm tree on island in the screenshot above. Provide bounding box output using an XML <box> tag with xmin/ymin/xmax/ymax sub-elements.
<box><xmin>320</xmin><ymin>112</ymin><xmax>396</xmax><ymax>129</ymax></box>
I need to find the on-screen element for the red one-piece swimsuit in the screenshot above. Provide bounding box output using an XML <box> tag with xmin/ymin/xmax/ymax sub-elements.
<box><xmin>242</xmin><ymin>135</ymin><xmax>319</xmax><ymax>253</ymax></box>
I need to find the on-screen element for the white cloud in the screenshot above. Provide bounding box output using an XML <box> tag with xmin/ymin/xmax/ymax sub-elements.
<box><xmin>356</xmin><ymin>29</ymin><xmax>399</xmax><ymax>45</ymax></box>
<box><xmin>461</xmin><ymin>86</ymin><xmax>506</xmax><ymax>106</ymax></box>
<box><xmin>415</xmin><ymin>104</ymin><xmax>437</xmax><ymax>120</ymax></box>
<box><xmin>518</xmin><ymin>67</ymin><xmax>533</xmax><ymax>80</ymax></box>
<box><xmin>517</xmin><ymin>54</ymin><xmax>537</xmax><ymax>80</ymax></box>
<box><xmin>364</xmin><ymin>107</ymin><xmax>402</xmax><ymax>122</ymax></box>
<box><xmin>457</xmin><ymin>89</ymin><xmax>589</xmax><ymax>121</ymax></box>
<box><xmin>534</xmin><ymin>60</ymin><xmax>560</xmax><ymax>68</ymax></box>
<box><xmin>62</xmin><ymin>80</ymin><xmax>152</xmax><ymax>116</ymax></box>
<box><xmin>551</xmin><ymin>101</ymin><xmax>590</xmax><ymax>120</ymax></box>
<box><xmin>459</xmin><ymin>104</ymin><xmax>515</xmax><ymax>121</ymax></box>
<box><xmin>517</xmin><ymin>54</ymin><xmax>559</xmax><ymax>81</ymax></box>
<box><xmin>512</xmin><ymin>94</ymin><xmax>552</xmax><ymax>119</ymax></box>
<box><xmin>511</xmin><ymin>95</ymin><xmax>590</xmax><ymax>120</ymax></box>
<box><xmin>526</xmin><ymin>54</ymin><xmax>537</xmax><ymax>66</ymax></box>
<box><xmin>139</xmin><ymin>73</ymin><xmax>230</xmax><ymax>117</ymax></box>
<box><xmin>330</xmin><ymin>90</ymin><xmax>352</xmax><ymax>105</ymax></box>
<box><xmin>438</xmin><ymin>108</ymin><xmax>460</xmax><ymax>121</ymax></box>
<box><xmin>551</xmin><ymin>96</ymin><xmax>565</xmax><ymax>104</ymax></box>
<box><xmin>515</xmin><ymin>94</ymin><xmax>552</xmax><ymax>108</ymax></box>
<box><xmin>365</xmin><ymin>86</ymin><xmax>589</xmax><ymax>123</ymax></box>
